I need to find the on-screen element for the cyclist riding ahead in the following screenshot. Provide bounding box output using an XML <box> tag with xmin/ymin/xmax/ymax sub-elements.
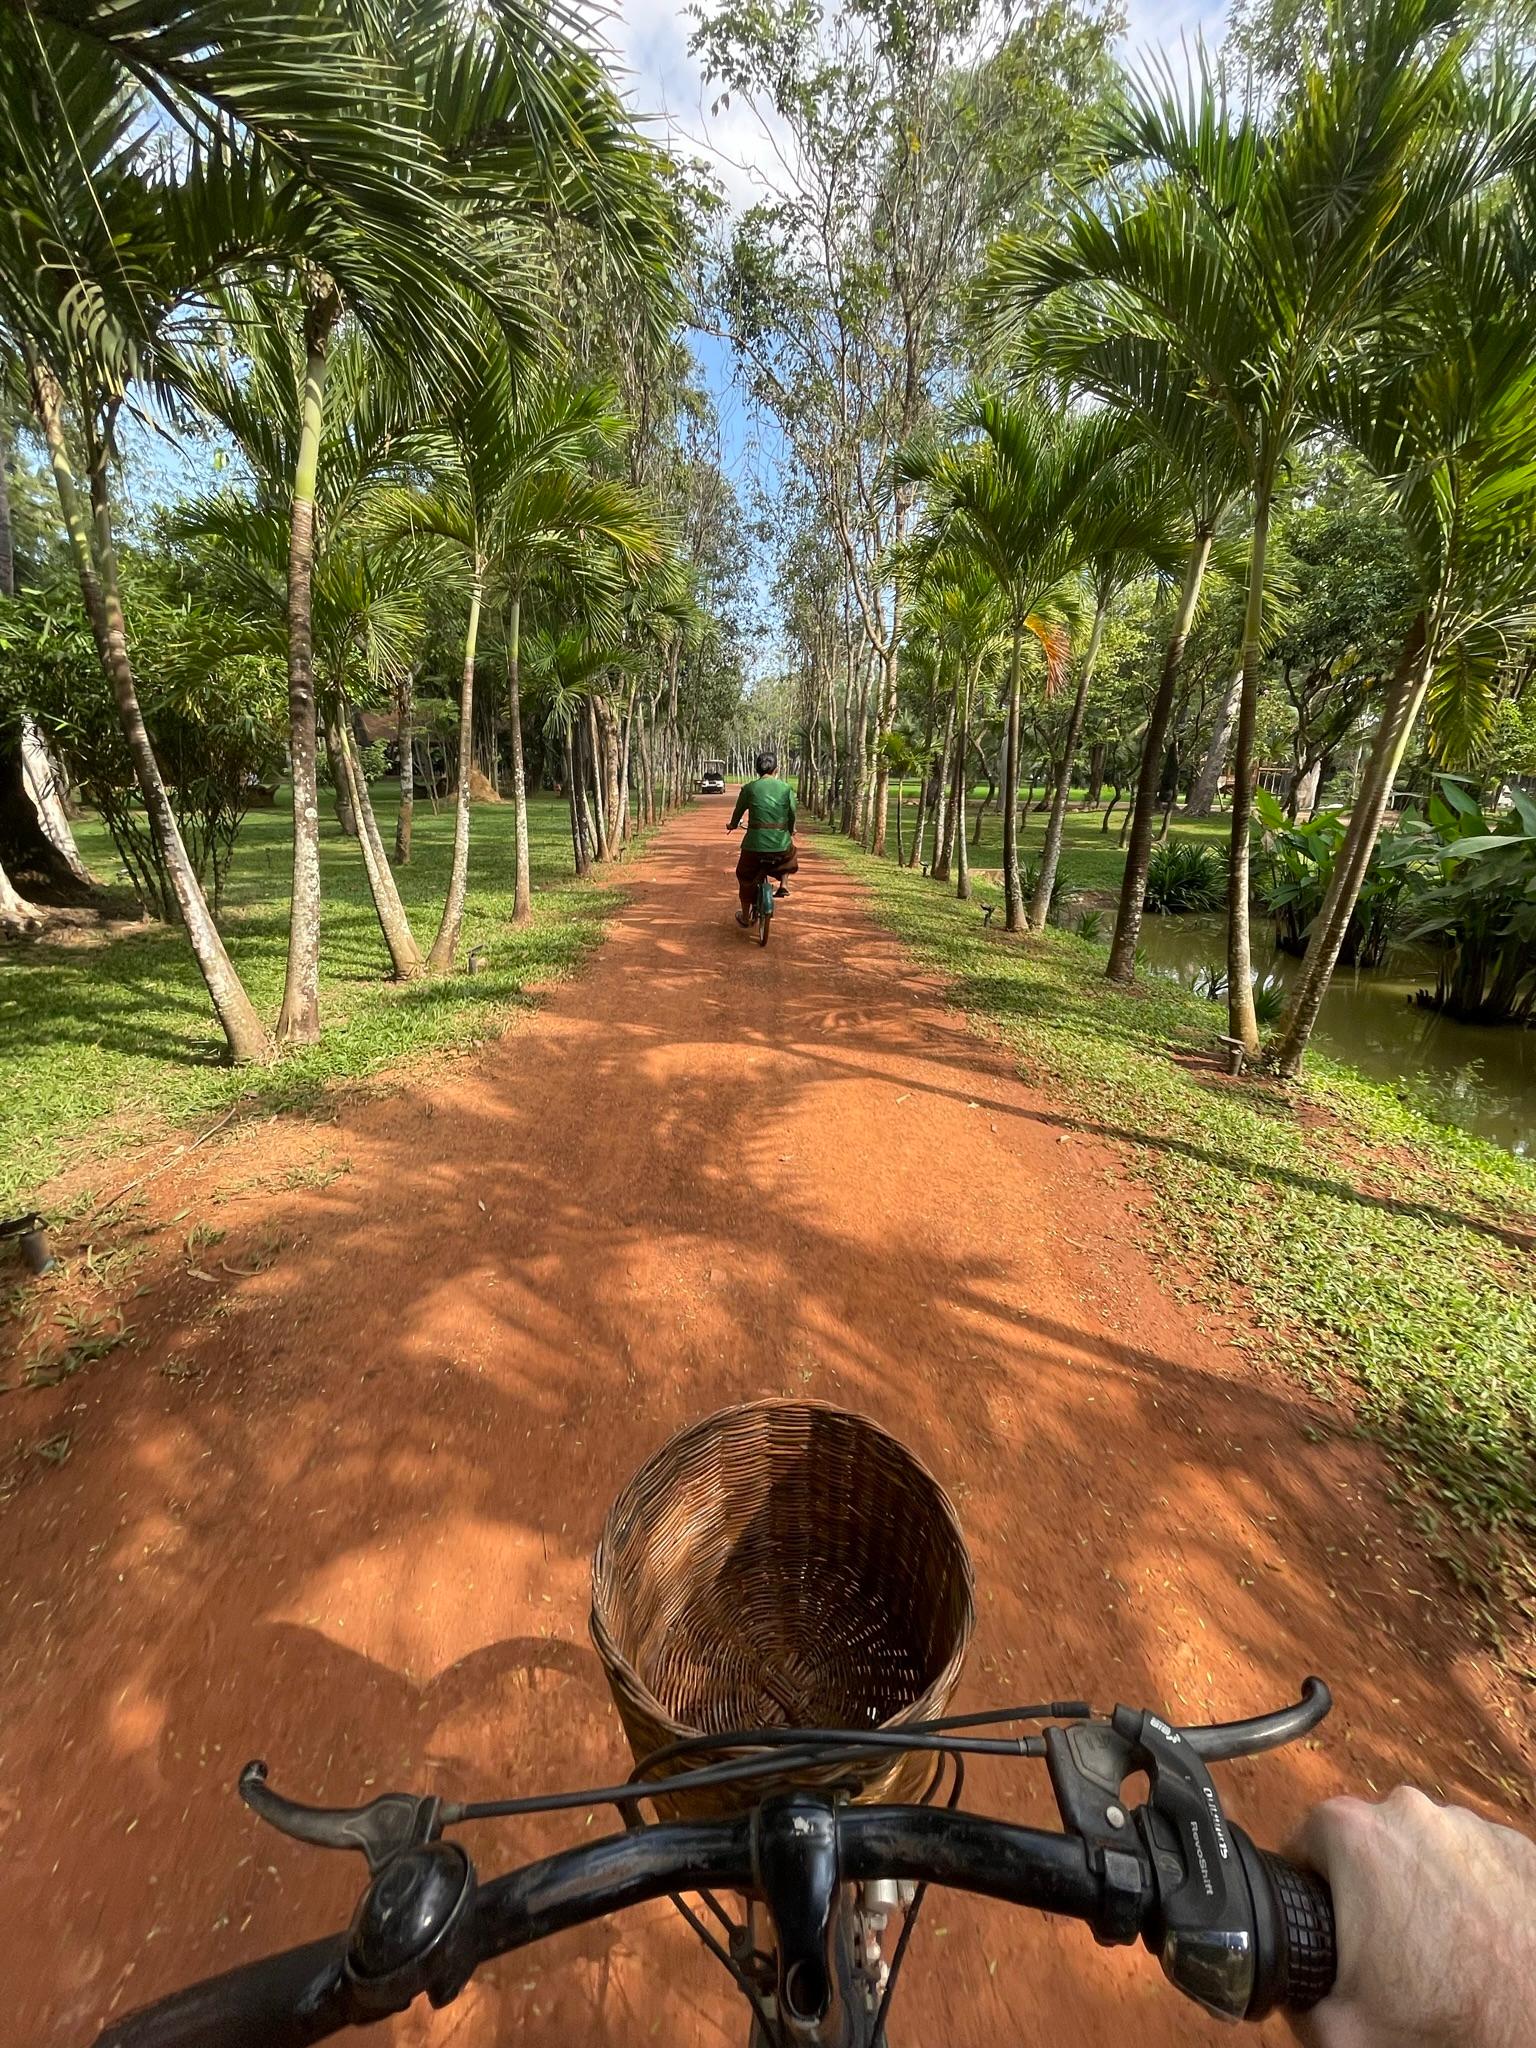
<box><xmin>728</xmin><ymin>750</ymin><xmax>799</xmax><ymax>928</ymax></box>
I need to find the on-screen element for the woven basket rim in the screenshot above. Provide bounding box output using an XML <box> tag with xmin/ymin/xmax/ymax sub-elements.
<box><xmin>589</xmin><ymin>1397</ymin><xmax>976</xmax><ymax>1755</ymax></box>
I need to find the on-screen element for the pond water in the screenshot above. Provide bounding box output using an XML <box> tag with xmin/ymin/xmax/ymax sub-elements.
<box><xmin>1134</xmin><ymin>913</ymin><xmax>1536</xmax><ymax>1157</ymax></box>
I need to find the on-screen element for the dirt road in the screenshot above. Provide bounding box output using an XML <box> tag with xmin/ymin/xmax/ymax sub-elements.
<box><xmin>4</xmin><ymin>801</ymin><xmax>1525</xmax><ymax>2047</ymax></box>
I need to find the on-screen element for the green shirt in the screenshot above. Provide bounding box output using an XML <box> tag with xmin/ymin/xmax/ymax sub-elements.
<box><xmin>730</xmin><ymin>775</ymin><xmax>797</xmax><ymax>852</ymax></box>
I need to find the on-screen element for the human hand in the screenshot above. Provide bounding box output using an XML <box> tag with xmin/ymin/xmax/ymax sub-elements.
<box><xmin>1289</xmin><ymin>1787</ymin><xmax>1536</xmax><ymax>2048</ymax></box>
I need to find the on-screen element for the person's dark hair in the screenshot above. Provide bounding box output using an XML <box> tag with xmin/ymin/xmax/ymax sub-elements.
<box><xmin>755</xmin><ymin>750</ymin><xmax>778</xmax><ymax>775</ymax></box>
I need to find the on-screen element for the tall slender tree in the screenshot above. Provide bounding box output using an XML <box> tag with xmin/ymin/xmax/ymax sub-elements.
<box><xmin>901</xmin><ymin>393</ymin><xmax>1121</xmax><ymax>931</ymax></box>
<box><xmin>996</xmin><ymin>0</ymin><xmax>1473</xmax><ymax>1048</ymax></box>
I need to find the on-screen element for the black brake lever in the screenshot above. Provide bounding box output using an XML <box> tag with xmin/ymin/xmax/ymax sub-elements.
<box><xmin>239</xmin><ymin>1760</ymin><xmax>444</xmax><ymax>1874</ymax></box>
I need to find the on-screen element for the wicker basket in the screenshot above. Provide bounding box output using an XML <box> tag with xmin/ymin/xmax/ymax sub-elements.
<box><xmin>590</xmin><ymin>1400</ymin><xmax>975</xmax><ymax>1818</ymax></box>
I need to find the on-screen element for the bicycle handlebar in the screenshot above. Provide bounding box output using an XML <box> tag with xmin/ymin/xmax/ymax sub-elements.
<box><xmin>96</xmin><ymin>1802</ymin><xmax>1332</xmax><ymax>2047</ymax></box>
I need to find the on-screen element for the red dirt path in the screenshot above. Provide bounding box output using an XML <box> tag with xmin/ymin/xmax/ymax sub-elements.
<box><xmin>3</xmin><ymin>802</ymin><xmax>1527</xmax><ymax>2048</ymax></box>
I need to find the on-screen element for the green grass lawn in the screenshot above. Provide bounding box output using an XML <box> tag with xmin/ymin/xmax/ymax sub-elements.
<box><xmin>880</xmin><ymin>780</ymin><xmax>1228</xmax><ymax>896</ymax></box>
<box><xmin>821</xmin><ymin>829</ymin><xmax>1536</xmax><ymax>1631</ymax></box>
<box><xmin>0</xmin><ymin>786</ymin><xmax>624</xmax><ymax>1215</ymax></box>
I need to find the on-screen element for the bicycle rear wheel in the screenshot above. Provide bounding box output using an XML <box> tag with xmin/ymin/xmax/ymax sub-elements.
<box><xmin>757</xmin><ymin>877</ymin><xmax>773</xmax><ymax>946</ymax></box>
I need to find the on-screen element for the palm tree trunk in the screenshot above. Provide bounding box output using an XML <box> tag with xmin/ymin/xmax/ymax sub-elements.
<box><xmin>1106</xmin><ymin>527</ymin><xmax>1214</xmax><ymax>983</ymax></box>
<box><xmin>909</xmin><ymin>693</ymin><xmax>939</xmax><ymax>871</ymax></box>
<box><xmin>21</xmin><ymin>718</ymin><xmax>92</xmax><ymax>884</ymax></box>
<box><xmin>870</xmin><ymin>642</ymin><xmax>900</xmax><ymax>857</ymax></box>
<box><xmin>1029</xmin><ymin>601</ymin><xmax>1107</xmax><ymax>931</ymax></box>
<box><xmin>1186</xmin><ymin>667</ymin><xmax>1242</xmax><ymax>817</ymax></box>
<box><xmin>847</xmin><ymin>651</ymin><xmax>873</xmax><ymax>840</ymax></box>
<box><xmin>327</xmin><ymin>717</ymin><xmax>359</xmax><ymax>837</ymax></box>
<box><xmin>1227</xmin><ymin>493</ymin><xmax>1272</xmax><ymax>1057</ymax></box>
<box><xmin>1002</xmin><ymin>617</ymin><xmax>1026</xmax><ymax>931</ymax></box>
<box><xmin>277</xmin><ymin>284</ymin><xmax>341</xmax><ymax>1046</ymax></box>
<box><xmin>638</xmin><ymin>697</ymin><xmax>658</xmax><ymax>829</ymax></box>
<box><xmin>32</xmin><ymin>364</ymin><xmax>268</xmax><ymax>1061</ymax></box>
<box><xmin>0</xmin><ymin>853</ymin><xmax>41</xmax><ymax>930</ymax></box>
<box><xmin>394</xmin><ymin>668</ymin><xmax>414</xmax><ymax>864</ymax></box>
<box><xmin>427</xmin><ymin>563</ymin><xmax>482</xmax><ymax>974</ymax></box>
<box><xmin>954</xmin><ymin>715</ymin><xmax>972</xmax><ymax>901</ymax></box>
<box><xmin>564</xmin><ymin>727</ymin><xmax>589</xmax><ymax>875</ymax></box>
<box><xmin>337</xmin><ymin>711</ymin><xmax>423</xmax><ymax>979</ymax></box>
<box><xmin>2</xmin><ymin>452</ymin><xmax>93</xmax><ymax>898</ymax></box>
<box><xmin>1272</xmin><ymin>614</ymin><xmax>1429</xmax><ymax>1078</ymax></box>
<box><xmin>0</xmin><ymin>436</ymin><xmax>47</xmax><ymax>928</ymax></box>
<box><xmin>662</xmin><ymin>640</ymin><xmax>681</xmax><ymax>813</ymax></box>
<box><xmin>928</xmin><ymin>688</ymin><xmax>955</xmax><ymax>876</ymax></box>
<box><xmin>507</xmin><ymin>596</ymin><xmax>531</xmax><ymax>924</ymax></box>
<box><xmin>617</xmin><ymin>687</ymin><xmax>635</xmax><ymax>844</ymax></box>
<box><xmin>587</xmin><ymin>698</ymin><xmax>610</xmax><ymax>859</ymax></box>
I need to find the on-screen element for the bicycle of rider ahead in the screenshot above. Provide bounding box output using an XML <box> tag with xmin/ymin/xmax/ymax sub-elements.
<box><xmin>729</xmin><ymin>749</ymin><xmax>799</xmax><ymax>946</ymax></box>
<box><xmin>96</xmin><ymin>1399</ymin><xmax>1339</xmax><ymax>2048</ymax></box>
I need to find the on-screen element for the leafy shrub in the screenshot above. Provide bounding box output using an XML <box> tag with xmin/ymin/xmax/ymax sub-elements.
<box><xmin>1251</xmin><ymin>787</ymin><xmax>1404</xmax><ymax>966</ymax></box>
<box><xmin>1144</xmin><ymin>839</ymin><xmax>1227</xmax><ymax>912</ymax></box>
<box><xmin>1382</xmin><ymin>779</ymin><xmax>1536</xmax><ymax>1025</ymax></box>
<box><xmin>1253</xmin><ymin>973</ymin><xmax>1287</xmax><ymax>1026</ymax></box>
<box><xmin>1073</xmin><ymin>907</ymin><xmax>1105</xmax><ymax>943</ymax></box>
<box><xmin>1192</xmin><ymin>962</ymin><xmax>1286</xmax><ymax>1025</ymax></box>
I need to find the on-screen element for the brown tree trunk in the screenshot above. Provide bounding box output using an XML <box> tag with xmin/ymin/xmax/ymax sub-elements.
<box><xmin>565</xmin><ymin>727</ymin><xmax>589</xmax><ymax>876</ymax></box>
<box><xmin>277</xmin><ymin>282</ymin><xmax>342</xmax><ymax>1046</ymax></box>
<box><xmin>638</xmin><ymin>697</ymin><xmax>657</xmax><ymax>829</ymax></box>
<box><xmin>507</xmin><ymin>596</ymin><xmax>531</xmax><ymax>924</ymax></box>
<box><xmin>1086</xmin><ymin>741</ymin><xmax>1107</xmax><ymax>808</ymax></box>
<box><xmin>870</xmin><ymin>637</ymin><xmax>900</xmax><ymax>857</ymax></box>
<box><xmin>909</xmin><ymin>692</ymin><xmax>940</xmax><ymax>871</ymax></box>
<box><xmin>427</xmin><ymin>563</ymin><xmax>482</xmax><ymax>973</ymax></box>
<box><xmin>617</xmin><ymin>686</ymin><xmax>635</xmax><ymax>844</ymax></box>
<box><xmin>20</xmin><ymin>718</ymin><xmax>93</xmax><ymax>883</ymax></box>
<box><xmin>586</xmin><ymin>698</ymin><xmax>610</xmax><ymax>860</ymax></box>
<box><xmin>1186</xmin><ymin>667</ymin><xmax>1242</xmax><ymax>818</ymax></box>
<box><xmin>34</xmin><ymin>366</ymin><xmax>269</xmax><ymax>1061</ymax></box>
<box><xmin>327</xmin><ymin>718</ymin><xmax>359</xmax><ymax>837</ymax></box>
<box><xmin>954</xmin><ymin>716</ymin><xmax>972</xmax><ymax>902</ymax></box>
<box><xmin>1106</xmin><ymin>528</ymin><xmax>1214</xmax><ymax>983</ymax></box>
<box><xmin>336</xmin><ymin>710</ymin><xmax>423</xmax><ymax>979</ymax></box>
<box><xmin>394</xmin><ymin>668</ymin><xmax>414</xmax><ymax>864</ymax></box>
<box><xmin>928</xmin><ymin>689</ymin><xmax>956</xmax><ymax>876</ymax></box>
<box><xmin>1029</xmin><ymin>602</ymin><xmax>1106</xmax><ymax>931</ymax></box>
<box><xmin>1226</xmin><ymin>494</ymin><xmax>1272</xmax><ymax>1057</ymax></box>
<box><xmin>1272</xmin><ymin>616</ymin><xmax>1429</xmax><ymax>1078</ymax></box>
<box><xmin>1</xmin><ymin>421</ymin><xmax>93</xmax><ymax>910</ymax></box>
<box><xmin>1002</xmin><ymin>619</ymin><xmax>1026</xmax><ymax>931</ymax></box>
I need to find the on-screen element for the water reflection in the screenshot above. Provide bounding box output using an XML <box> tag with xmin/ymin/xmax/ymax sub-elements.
<box><xmin>1134</xmin><ymin>913</ymin><xmax>1535</xmax><ymax>1157</ymax></box>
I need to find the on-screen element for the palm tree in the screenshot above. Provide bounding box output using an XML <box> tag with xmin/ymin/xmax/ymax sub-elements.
<box><xmin>269</xmin><ymin>1</ymin><xmax>676</xmax><ymax>1038</ymax></box>
<box><xmin>0</xmin><ymin>35</ymin><xmax>284</xmax><ymax>1059</ymax></box>
<box><xmin>1273</xmin><ymin>206</ymin><xmax>1536</xmax><ymax>1076</ymax></box>
<box><xmin>1027</xmin><ymin>461</ymin><xmax>1180</xmax><ymax>930</ymax></box>
<box><xmin>175</xmin><ymin>323</ymin><xmax>436</xmax><ymax>981</ymax></box>
<box><xmin>901</xmin><ymin>393</ymin><xmax>1121</xmax><ymax>931</ymax></box>
<box><xmin>3</xmin><ymin>0</ymin><xmax>512</xmax><ymax>1053</ymax></box>
<box><xmin>525</xmin><ymin>626</ymin><xmax>630</xmax><ymax>876</ymax></box>
<box><xmin>485</xmin><ymin>376</ymin><xmax>661</xmax><ymax>922</ymax></box>
<box><xmin>904</xmin><ymin>556</ymin><xmax>1007</xmax><ymax>896</ymax></box>
<box><xmin>999</xmin><ymin>0</ymin><xmax>1471</xmax><ymax>1048</ymax></box>
<box><xmin>382</xmin><ymin>344</ymin><xmax>660</xmax><ymax>967</ymax></box>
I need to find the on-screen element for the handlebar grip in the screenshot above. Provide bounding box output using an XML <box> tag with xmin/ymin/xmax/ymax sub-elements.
<box><xmin>94</xmin><ymin>1932</ymin><xmax>352</xmax><ymax>2048</ymax></box>
<box><xmin>1247</xmin><ymin>1844</ymin><xmax>1337</xmax><ymax>2016</ymax></box>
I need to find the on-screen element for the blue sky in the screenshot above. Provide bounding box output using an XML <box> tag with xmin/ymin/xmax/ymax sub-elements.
<box><xmin>604</xmin><ymin>0</ymin><xmax>1228</xmax><ymax>649</ymax></box>
<box><xmin>120</xmin><ymin>2</ymin><xmax>1228</xmax><ymax>562</ymax></box>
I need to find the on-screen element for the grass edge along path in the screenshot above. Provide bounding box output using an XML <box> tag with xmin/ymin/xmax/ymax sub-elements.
<box><xmin>0</xmin><ymin>791</ymin><xmax>641</xmax><ymax>1219</ymax></box>
<box><xmin>821</xmin><ymin>833</ymin><xmax>1536</xmax><ymax>1643</ymax></box>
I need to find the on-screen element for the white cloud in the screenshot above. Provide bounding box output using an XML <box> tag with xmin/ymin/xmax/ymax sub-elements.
<box><xmin>605</xmin><ymin>0</ymin><xmax>1231</xmax><ymax>212</ymax></box>
<box><xmin>605</xmin><ymin>0</ymin><xmax>797</xmax><ymax>210</ymax></box>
